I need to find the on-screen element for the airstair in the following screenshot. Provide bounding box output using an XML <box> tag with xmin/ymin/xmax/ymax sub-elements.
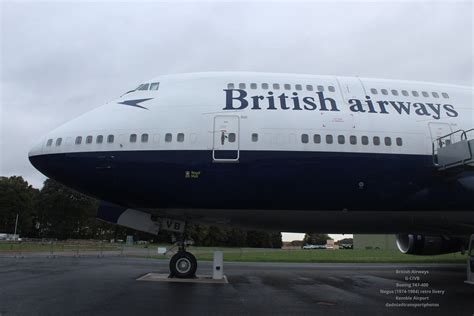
<box><xmin>432</xmin><ymin>129</ymin><xmax>474</xmax><ymax>171</ymax></box>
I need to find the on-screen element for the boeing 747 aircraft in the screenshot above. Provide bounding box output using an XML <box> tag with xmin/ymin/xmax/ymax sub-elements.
<box><xmin>29</xmin><ymin>72</ymin><xmax>474</xmax><ymax>278</ymax></box>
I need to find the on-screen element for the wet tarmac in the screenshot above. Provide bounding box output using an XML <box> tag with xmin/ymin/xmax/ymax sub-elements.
<box><xmin>0</xmin><ymin>257</ymin><xmax>473</xmax><ymax>315</ymax></box>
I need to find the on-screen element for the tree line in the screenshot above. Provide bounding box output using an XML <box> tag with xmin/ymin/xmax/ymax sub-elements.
<box><xmin>0</xmin><ymin>176</ymin><xmax>282</xmax><ymax>248</ymax></box>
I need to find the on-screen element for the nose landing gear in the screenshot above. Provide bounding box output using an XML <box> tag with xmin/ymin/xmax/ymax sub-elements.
<box><xmin>169</xmin><ymin>236</ymin><xmax>197</xmax><ymax>279</ymax></box>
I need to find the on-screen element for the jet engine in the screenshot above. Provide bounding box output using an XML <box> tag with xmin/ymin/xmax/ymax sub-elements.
<box><xmin>396</xmin><ymin>234</ymin><xmax>463</xmax><ymax>255</ymax></box>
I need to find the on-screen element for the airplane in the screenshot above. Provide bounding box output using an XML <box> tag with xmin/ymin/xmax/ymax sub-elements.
<box><xmin>28</xmin><ymin>72</ymin><xmax>474</xmax><ymax>278</ymax></box>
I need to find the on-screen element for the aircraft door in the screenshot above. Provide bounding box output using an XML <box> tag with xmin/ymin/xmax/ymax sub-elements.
<box><xmin>336</xmin><ymin>77</ymin><xmax>367</xmax><ymax>104</ymax></box>
<box><xmin>212</xmin><ymin>115</ymin><xmax>240</xmax><ymax>162</ymax></box>
<box><xmin>429</xmin><ymin>122</ymin><xmax>453</xmax><ymax>148</ymax></box>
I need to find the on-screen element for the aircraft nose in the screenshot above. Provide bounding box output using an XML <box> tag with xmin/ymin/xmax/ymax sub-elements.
<box><xmin>28</xmin><ymin>138</ymin><xmax>44</xmax><ymax>158</ymax></box>
<box><xmin>28</xmin><ymin>137</ymin><xmax>50</xmax><ymax>176</ymax></box>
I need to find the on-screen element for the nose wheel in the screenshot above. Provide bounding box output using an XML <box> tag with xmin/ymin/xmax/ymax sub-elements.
<box><xmin>169</xmin><ymin>251</ymin><xmax>197</xmax><ymax>278</ymax></box>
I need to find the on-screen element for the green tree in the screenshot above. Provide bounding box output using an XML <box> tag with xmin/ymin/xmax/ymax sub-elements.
<box><xmin>303</xmin><ymin>233</ymin><xmax>332</xmax><ymax>245</ymax></box>
<box><xmin>187</xmin><ymin>225</ymin><xmax>280</xmax><ymax>248</ymax></box>
<box><xmin>247</xmin><ymin>230</ymin><xmax>271</xmax><ymax>248</ymax></box>
<box><xmin>0</xmin><ymin>176</ymin><xmax>39</xmax><ymax>236</ymax></box>
<box><xmin>269</xmin><ymin>232</ymin><xmax>283</xmax><ymax>248</ymax></box>
<box><xmin>226</xmin><ymin>228</ymin><xmax>247</xmax><ymax>247</ymax></box>
<box><xmin>290</xmin><ymin>240</ymin><xmax>304</xmax><ymax>247</ymax></box>
<box><xmin>337</xmin><ymin>238</ymin><xmax>353</xmax><ymax>245</ymax></box>
<box><xmin>36</xmin><ymin>179</ymin><xmax>98</xmax><ymax>239</ymax></box>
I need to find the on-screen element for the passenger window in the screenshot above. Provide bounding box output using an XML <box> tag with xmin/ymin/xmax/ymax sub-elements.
<box><xmin>252</xmin><ymin>133</ymin><xmax>259</xmax><ymax>142</ymax></box>
<box><xmin>381</xmin><ymin>89</ymin><xmax>388</xmax><ymax>95</ymax></box>
<box><xmin>396</xmin><ymin>137</ymin><xmax>403</xmax><ymax>146</ymax></box>
<box><xmin>46</xmin><ymin>139</ymin><xmax>53</xmax><ymax>146</ymax></box>
<box><xmin>432</xmin><ymin>92</ymin><xmax>439</xmax><ymax>98</ymax></box>
<box><xmin>301</xmin><ymin>134</ymin><xmax>309</xmax><ymax>144</ymax></box>
<box><xmin>141</xmin><ymin>134</ymin><xmax>149</xmax><ymax>143</ymax></box>
<box><xmin>306</xmin><ymin>85</ymin><xmax>313</xmax><ymax>91</ymax></box>
<box><xmin>272</xmin><ymin>83</ymin><xmax>280</xmax><ymax>90</ymax></box>
<box><xmin>350</xmin><ymin>135</ymin><xmax>357</xmax><ymax>145</ymax></box>
<box><xmin>401</xmin><ymin>90</ymin><xmax>409</xmax><ymax>96</ymax></box>
<box><xmin>86</xmin><ymin>136</ymin><xmax>93</xmax><ymax>144</ymax></box>
<box><xmin>165</xmin><ymin>133</ymin><xmax>172</xmax><ymax>142</ymax></box>
<box><xmin>370</xmin><ymin>88</ymin><xmax>377</xmax><ymax>94</ymax></box>
<box><xmin>373</xmin><ymin>136</ymin><xmax>380</xmax><ymax>146</ymax></box>
<box><xmin>295</xmin><ymin>84</ymin><xmax>302</xmax><ymax>91</ymax></box>
<box><xmin>130</xmin><ymin>134</ymin><xmax>137</xmax><ymax>143</ymax></box>
<box><xmin>412</xmin><ymin>91</ymin><xmax>419</xmax><ymax>97</ymax></box>
<box><xmin>228</xmin><ymin>133</ymin><xmax>235</xmax><ymax>143</ymax></box>
<box><xmin>262</xmin><ymin>83</ymin><xmax>269</xmax><ymax>90</ymax></box>
<box><xmin>284</xmin><ymin>84</ymin><xmax>291</xmax><ymax>90</ymax></box>
<box><xmin>177</xmin><ymin>133</ymin><xmax>185</xmax><ymax>142</ymax></box>
<box><xmin>75</xmin><ymin>136</ymin><xmax>82</xmax><ymax>145</ymax></box>
<box><xmin>326</xmin><ymin>135</ymin><xmax>333</xmax><ymax>144</ymax></box>
<box><xmin>227</xmin><ymin>83</ymin><xmax>234</xmax><ymax>89</ymax></box>
<box><xmin>96</xmin><ymin>135</ymin><xmax>103</xmax><ymax>144</ymax></box>
<box><xmin>239</xmin><ymin>83</ymin><xmax>246</xmax><ymax>89</ymax></box>
<box><xmin>441</xmin><ymin>92</ymin><xmax>449</xmax><ymax>99</ymax></box>
<box><xmin>362</xmin><ymin>136</ymin><xmax>368</xmax><ymax>145</ymax></box>
<box><xmin>391</xmin><ymin>90</ymin><xmax>398</xmax><ymax>96</ymax></box>
<box><xmin>250</xmin><ymin>83</ymin><xmax>257</xmax><ymax>89</ymax></box>
<box><xmin>56</xmin><ymin>138</ymin><xmax>62</xmax><ymax>146</ymax></box>
<box><xmin>384</xmin><ymin>137</ymin><xmax>392</xmax><ymax>146</ymax></box>
<box><xmin>313</xmin><ymin>134</ymin><xmax>321</xmax><ymax>144</ymax></box>
<box><xmin>317</xmin><ymin>85</ymin><xmax>324</xmax><ymax>92</ymax></box>
<box><xmin>422</xmin><ymin>91</ymin><xmax>429</xmax><ymax>97</ymax></box>
<box><xmin>138</xmin><ymin>83</ymin><xmax>149</xmax><ymax>90</ymax></box>
<box><xmin>107</xmin><ymin>135</ymin><xmax>114</xmax><ymax>143</ymax></box>
<box><xmin>149</xmin><ymin>82</ymin><xmax>159</xmax><ymax>90</ymax></box>
<box><xmin>328</xmin><ymin>86</ymin><xmax>335</xmax><ymax>92</ymax></box>
<box><xmin>338</xmin><ymin>135</ymin><xmax>345</xmax><ymax>144</ymax></box>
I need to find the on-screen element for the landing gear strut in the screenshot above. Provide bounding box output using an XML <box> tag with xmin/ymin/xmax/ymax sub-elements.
<box><xmin>169</xmin><ymin>235</ymin><xmax>197</xmax><ymax>278</ymax></box>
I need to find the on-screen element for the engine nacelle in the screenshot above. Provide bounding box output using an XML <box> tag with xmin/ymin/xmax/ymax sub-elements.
<box><xmin>396</xmin><ymin>234</ymin><xmax>463</xmax><ymax>255</ymax></box>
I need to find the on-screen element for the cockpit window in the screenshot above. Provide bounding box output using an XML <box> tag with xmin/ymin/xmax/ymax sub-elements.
<box><xmin>123</xmin><ymin>82</ymin><xmax>159</xmax><ymax>95</ymax></box>
<box><xmin>149</xmin><ymin>82</ymin><xmax>159</xmax><ymax>90</ymax></box>
<box><xmin>137</xmin><ymin>83</ymin><xmax>149</xmax><ymax>90</ymax></box>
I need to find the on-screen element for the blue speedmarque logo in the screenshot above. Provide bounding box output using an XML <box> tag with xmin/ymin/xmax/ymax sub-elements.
<box><xmin>117</xmin><ymin>98</ymin><xmax>153</xmax><ymax>110</ymax></box>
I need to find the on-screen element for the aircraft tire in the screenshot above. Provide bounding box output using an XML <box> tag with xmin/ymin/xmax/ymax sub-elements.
<box><xmin>169</xmin><ymin>251</ymin><xmax>197</xmax><ymax>278</ymax></box>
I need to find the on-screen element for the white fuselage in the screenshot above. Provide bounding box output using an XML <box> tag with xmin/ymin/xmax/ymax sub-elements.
<box><xmin>28</xmin><ymin>72</ymin><xmax>474</xmax><ymax>234</ymax></box>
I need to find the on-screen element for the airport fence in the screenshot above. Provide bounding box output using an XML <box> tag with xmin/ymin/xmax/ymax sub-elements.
<box><xmin>0</xmin><ymin>240</ymin><xmax>287</xmax><ymax>259</ymax></box>
<box><xmin>0</xmin><ymin>239</ymin><xmax>124</xmax><ymax>258</ymax></box>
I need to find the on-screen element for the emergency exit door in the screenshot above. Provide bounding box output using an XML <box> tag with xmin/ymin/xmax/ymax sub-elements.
<box><xmin>212</xmin><ymin>116</ymin><xmax>240</xmax><ymax>162</ymax></box>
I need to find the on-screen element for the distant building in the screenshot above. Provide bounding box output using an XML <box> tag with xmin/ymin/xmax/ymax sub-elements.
<box><xmin>326</xmin><ymin>239</ymin><xmax>335</xmax><ymax>249</ymax></box>
<box><xmin>353</xmin><ymin>234</ymin><xmax>397</xmax><ymax>250</ymax></box>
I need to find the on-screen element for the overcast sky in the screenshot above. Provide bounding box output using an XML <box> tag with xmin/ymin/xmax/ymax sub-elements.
<box><xmin>1</xmin><ymin>0</ymin><xmax>472</xmax><ymax>241</ymax></box>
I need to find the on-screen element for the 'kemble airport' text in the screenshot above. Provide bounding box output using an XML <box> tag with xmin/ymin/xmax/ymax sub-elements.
<box><xmin>223</xmin><ymin>89</ymin><xmax>458</xmax><ymax>119</ymax></box>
